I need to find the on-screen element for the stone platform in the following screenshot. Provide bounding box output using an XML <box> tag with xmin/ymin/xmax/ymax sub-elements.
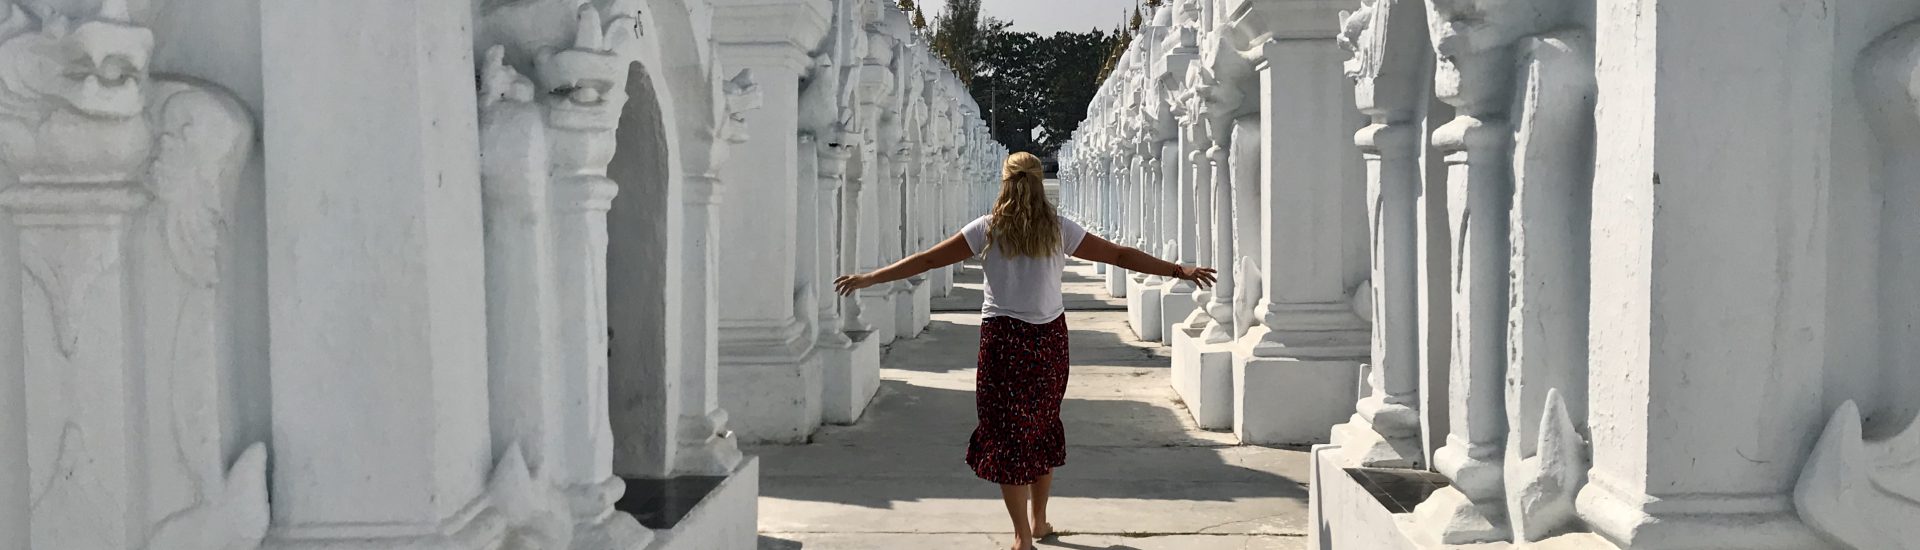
<box><xmin>622</xmin><ymin>457</ymin><xmax>761</xmax><ymax>550</ymax></box>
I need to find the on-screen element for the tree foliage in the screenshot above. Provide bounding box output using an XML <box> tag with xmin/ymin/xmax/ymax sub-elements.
<box><xmin>922</xmin><ymin>3</ymin><xmax>1122</xmax><ymax>157</ymax></box>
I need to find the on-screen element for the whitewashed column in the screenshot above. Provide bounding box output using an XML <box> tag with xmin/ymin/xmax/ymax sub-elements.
<box><xmin>712</xmin><ymin>0</ymin><xmax>832</xmax><ymax>443</ymax></box>
<box><xmin>1409</xmin><ymin>0</ymin><xmax>1526</xmax><ymax>541</ymax></box>
<box><xmin>1575</xmin><ymin>1</ymin><xmax>1832</xmax><ymax>548</ymax></box>
<box><xmin>1328</xmin><ymin>0</ymin><xmax>1428</xmax><ymax>469</ymax></box>
<box><xmin>261</xmin><ymin>0</ymin><xmax>513</xmax><ymax>544</ymax></box>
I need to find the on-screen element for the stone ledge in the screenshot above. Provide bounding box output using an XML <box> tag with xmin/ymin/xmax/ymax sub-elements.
<box><xmin>622</xmin><ymin>456</ymin><xmax>760</xmax><ymax>550</ymax></box>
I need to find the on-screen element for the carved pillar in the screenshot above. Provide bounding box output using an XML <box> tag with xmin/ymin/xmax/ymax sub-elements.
<box><xmin>1181</xmin><ymin>113</ymin><xmax>1215</xmax><ymax>330</ymax></box>
<box><xmin>1158</xmin><ymin>139</ymin><xmax>1181</xmax><ymax>277</ymax></box>
<box><xmin>815</xmin><ymin>139</ymin><xmax>855</xmax><ymax>347</ymax></box>
<box><xmin>1228</xmin><ymin>117</ymin><xmax>1261</xmax><ymax>340</ymax></box>
<box><xmin>1201</xmin><ymin>129</ymin><xmax>1235</xmax><ymax>343</ymax></box>
<box><xmin>0</xmin><ymin>3</ymin><xmax>273</xmax><ymax>546</ymax></box>
<box><xmin>1499</xmin><ymin>30</ymin><xmax>1594</xmax><ymax>542</ymax></box>
<box><xmin>1328</xmin><ymin>0</ymin><xmax>1428</xmax><ymax>469</ymax></box>
<box><xmin>1409</xmin><ymin>0</ymin><xmax>1530</xmax><ymax>542</ymax></box>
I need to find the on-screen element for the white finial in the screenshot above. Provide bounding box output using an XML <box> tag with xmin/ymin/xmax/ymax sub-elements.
<box><xmin>574</xmin><ymin>6</ymin><xmax>604</xmax><ymax>51</ymax></box>
<box><xmin>99</xmin><ymin>0</ymin><xmax>132</xmax><ymax>21</ymax></box>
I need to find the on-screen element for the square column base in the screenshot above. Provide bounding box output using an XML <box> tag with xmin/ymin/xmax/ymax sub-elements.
<box><xmin>1126</xmin><ymin>277</ymin><xmax>1163</xmax><ymax>342</ymax></box>
<box><xmin>906</xmin><ymin>281</ymin><xmax>932</xmax><ymax>337</ymax></box>
<box><xmin>1307</xmin><ymin>445</ymin><xmax>1619</xmax><ymax>550</ymax></box>
<box><xmin>1170</xmin><ymin>327</ymin><xmax>1234</xmax><ymax>430</ymax></box>
<box><xmin>719</xmin><ymin>354</ymin><xmax>823</xmax><ymax>444</ymax></box>
<box><xmin>1232</xmin><ymin>349</ymin><xmax>1361</xmax><ymax>445</ymax></box>
<box><xmin>821</xmin><ymin>332</ymin><xmax>881</xmax><ymax>425</ymax></box>
<box><xmin>1106</xmin><ymin>267</ymin><xmax>1129</xmax><ymax>298</ymax></box>
<box><xmin>931</xmin><ymin>265</ymin><xmax>954</xmax><ymax>296</ymax></box>
<box><xmin>862</xmin><ymin>292</ymin><xmax>898</xmax><ymax>345</ymax></box>
<box><xmin>1160</xmin><ymin>289</ymin><xmax>1200</xmax><ymax>346</ymax></box>
<box><xmin>626</xmin><ymin>457</ymin><xmax>760</xmax><ymax>550</ymax></box>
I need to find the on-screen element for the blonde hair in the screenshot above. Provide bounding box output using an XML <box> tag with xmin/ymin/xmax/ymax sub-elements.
<box><xmin>987</xmin><ymin>152</ymin><xmax>1060</xmax><ymax>258</ymax></box>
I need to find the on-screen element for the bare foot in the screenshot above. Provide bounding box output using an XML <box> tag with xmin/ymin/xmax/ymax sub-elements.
<box><xmin>1032</xmin><ymin>521</ymin><xmax>1055</xmax><ymax>539</ymax></box>
<box><xmin>1009</xmin><ymin>536</ymin><xmax>1035</xmax><ymax>550</ymax></box>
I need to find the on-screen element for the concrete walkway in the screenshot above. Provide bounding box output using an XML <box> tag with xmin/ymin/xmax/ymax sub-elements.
<box><xmin>753</xmin><ymin>261</ymin><xmax>1312</xmax><ymax>550</ymax></box>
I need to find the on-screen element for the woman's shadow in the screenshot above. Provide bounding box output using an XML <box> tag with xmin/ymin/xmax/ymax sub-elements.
<box><xmin>1038</xmin><ymin>536</ymin><xmax>1141</xmax><ymax>550</ymax></box>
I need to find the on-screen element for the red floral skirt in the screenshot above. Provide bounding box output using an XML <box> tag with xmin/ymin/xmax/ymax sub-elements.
<box><xmin>965</xmin><ymin>314</ymin><xmax>1071</xmax><ymax>485</ymax></box>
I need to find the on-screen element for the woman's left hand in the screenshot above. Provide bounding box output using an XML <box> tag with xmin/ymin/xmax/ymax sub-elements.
<box><xmin>833</xmin><ymin>273</ymin><xmax>874</xmax><ymax>296</ymax></box>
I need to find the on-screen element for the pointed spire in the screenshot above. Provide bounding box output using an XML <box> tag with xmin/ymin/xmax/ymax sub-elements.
<box><xmin>574</xmin><ymin>5</ymin><xmax>604</xmax><ymax>51</ymax></box>
<box><xmin>98</xmin><ymin>0</ymin><xmax>131</xmax><ymax>22</ymax></box>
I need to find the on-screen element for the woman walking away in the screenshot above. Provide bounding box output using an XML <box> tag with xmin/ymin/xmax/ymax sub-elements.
<box><xmin>835</xmin><ymin>152</ymin><xmax>1215</xmax><ymax>550</ymax></box>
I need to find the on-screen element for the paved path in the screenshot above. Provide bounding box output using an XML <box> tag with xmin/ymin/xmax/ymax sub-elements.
<box><xmin>753</xmin><ymin>261</ymin><xmax>1313</xmax><ymax>550</ymax></box>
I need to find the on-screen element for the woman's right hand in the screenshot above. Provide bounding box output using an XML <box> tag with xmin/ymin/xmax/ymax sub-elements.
<box><xmin>1175</xmin><ymin>265</ymin><xmax>1218</xmax><ymax>288</ymax></box>
<box><xmin>834</xmin><ymin>273</ymin><xmax>875</xmax><ymax>296</ymax></box>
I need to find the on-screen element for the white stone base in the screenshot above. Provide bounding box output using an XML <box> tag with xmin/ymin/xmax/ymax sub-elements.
<box><xmin>1308</xmin><ymin>445</ymin><xmax>1419</xmax><ymax>550</ymax></box>
<box><xmin>892</xmin><ymin>284</ymin><xmax>918</xmax><ymax>340</ymax></box>
<box><xmin>1106</xmin><ymin>266</ymin><xmax>1128</xmax><ymax>297</ymax></box>
<box><xmin>1126</xmin><ymin>277</ymin><xmax>1163</xmax><ymax>342</ymax></box>
<box><xmin>1232</xmin><ymin>349</ymin><xmax>1361</xmax><ymax>446</ymax></box>
<box><xmin>908</xmin><ymin>281</ymin><xmax>932</xmax><ymax>336</ymax></box>
<box><xmin>1170</xmin><ymin>327</ymin><xmax>1234</xmax><ymax>430</ymax></box>
<box><xmin>719</xmin><ymin>354</ymin><xmax>823</xmax><ymax>444</ymax></box>
<box><xmin>821</xmin><ymin>332</ymin><xmax>881</xmax><ymax>425</ymax></box>
<box><xmin>863</xmin><ymin>292</ymin><xmax>898</xmax><ymax>345</ymax></box>
<box><xmin>263</xmin><ymin>493</ymin><xmax>508</xmax><ymax>549</ymax></box>
<box><xmin>1308</xmin><ymin>446</ymin><xmax>1620</xmax><ymax>550</ymax></box>
<box><xmin>931</xmin><ymin>265</ymin><xmax>953</xmax><ymax>296</ymax></box>
<box><xmin>1160</xmin><ymin>289</ymin><xmax>1200</xmax><ymax>351</ymax></box>
<box><xmin>646</xmin><ymin>457</ymin><xmax>760</xmax><ymax>550</ymax></box>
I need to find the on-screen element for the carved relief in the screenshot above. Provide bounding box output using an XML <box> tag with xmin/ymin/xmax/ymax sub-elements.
<box><xmin>474</xmin><ymin>0</ymin><xmax>656</xmax><ymax>547</ymax></box>
<box><xmin>0</xmin><ymin>0</ymin><xmax>267</xmax><ymax>547</ymax></box>
<box><xmin>1501</xmin><ymin>29</ymin><xmax>1593</xmax><ymax>542</ymax></box>
<box><xmin>1793</xmin><ymin>18</ymin><xmax>1920</xmax><ymax>550</ymax></box>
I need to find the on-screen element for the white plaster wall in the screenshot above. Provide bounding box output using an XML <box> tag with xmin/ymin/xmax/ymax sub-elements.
<box><xmin>716</xmin><ymin>72</ymin><xmax>804</xmax><ymax>325</ymax></box>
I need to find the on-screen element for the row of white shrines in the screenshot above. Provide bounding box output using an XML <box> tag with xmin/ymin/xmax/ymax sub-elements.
<box><xmin>0</xmin><ymin>0</ymin><xmax>1005</xmax><ymax>548</ymax></box>
<box><xmin>1060</xmin><ymin>0</ymin><xmax>1920</xmax><ymax>549</ymax></box>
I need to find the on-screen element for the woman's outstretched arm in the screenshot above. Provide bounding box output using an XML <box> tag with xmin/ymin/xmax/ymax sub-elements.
<box><xmin>1070</xmin><ymin>233</ymin><xmax>1217</xmax><ymax>287</ymax></box>
<box><xmin>834</xmin><ymin>232</ymin><xmax>975</xmax><ymax>296</ymax></box>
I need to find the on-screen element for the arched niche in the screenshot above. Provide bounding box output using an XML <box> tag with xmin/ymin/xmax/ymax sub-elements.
<box><xmin>607</xmin><ymin>57</ymin><xmax>685</xmax><ymax>480</ymax></box>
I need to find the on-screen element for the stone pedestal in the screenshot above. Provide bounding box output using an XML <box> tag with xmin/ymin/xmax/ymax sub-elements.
<box><xmin>1106</xmin><ymin>265</ymin><xmax>1129</xmax><ymax>298</ymax></box>
<box><xmin>861</xmin><ymin>292</ymin><xmax>898</xmax><ymax>344</ymax></box>
<box><xmin>906</xmin><ymin>279</ymin><xmax>932</xmax><ymax>336</ymax></box>
<box><xmin>718</xmin><ymin>347</ymin><xmax>824</xmax><ymax>444</ymax></box>
<box><xmin>1233</xmin><ymin>337</ymin><xmax>1362</xmax><ymax>446</ymax></box>
<box><xmin>821</xmin><ymin>331</ymin><xmax>882</xmax><ymax>425</ymax></box>
<box><xmin>1170</xmin><ymin>326</ymin><xmax>1235</xmax><ymax>430</ymax></box>
<box><xmin>1160</xmin><ymin>283</ymin><xmax>1201</xmax><ymax>346</ymax></box>
<box><xmin>1127</xmin><ymin>276</ymin><xmax>1164</xmax><ymax>342</ymax></box>
<box><xmin>621</xmin><ymin>457</ymin><xmax>760</xmax><ymax>550</ymax></box>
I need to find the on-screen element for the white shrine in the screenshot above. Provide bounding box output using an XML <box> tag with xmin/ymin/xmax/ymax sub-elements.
<box><xmin>1064</xmin><ymin>0</ymin><xmax>1920</xmax><ymax>548</ymax></box>
<box><xmin>0</xmin><ymin>0</ymin><xmax>997</xmax><ymax>548</ymax></box>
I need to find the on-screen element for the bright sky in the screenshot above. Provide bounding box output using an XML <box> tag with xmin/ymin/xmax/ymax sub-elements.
<box><xmin>918</xmin><ymin>0</ymin><xmax>1143</xmax><ymax>35</ymax></box>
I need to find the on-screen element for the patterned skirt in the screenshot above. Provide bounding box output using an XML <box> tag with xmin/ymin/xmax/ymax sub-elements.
<box><xmin>965</xmin><ymin>314</ymin><xmax>1071</xmax><ymax>485</ymax></box>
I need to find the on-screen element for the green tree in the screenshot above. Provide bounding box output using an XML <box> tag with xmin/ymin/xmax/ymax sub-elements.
<box><xmin>931</xmin><ymin>0</ymin><xmax>987</xmax><ymax>84</ymax></box>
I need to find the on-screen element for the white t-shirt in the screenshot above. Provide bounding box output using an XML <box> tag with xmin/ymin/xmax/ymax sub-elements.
<box><xmin>959</xmin><ymin>214</ymin><xmax>1090</xmax><ymax>324</ymax></box>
